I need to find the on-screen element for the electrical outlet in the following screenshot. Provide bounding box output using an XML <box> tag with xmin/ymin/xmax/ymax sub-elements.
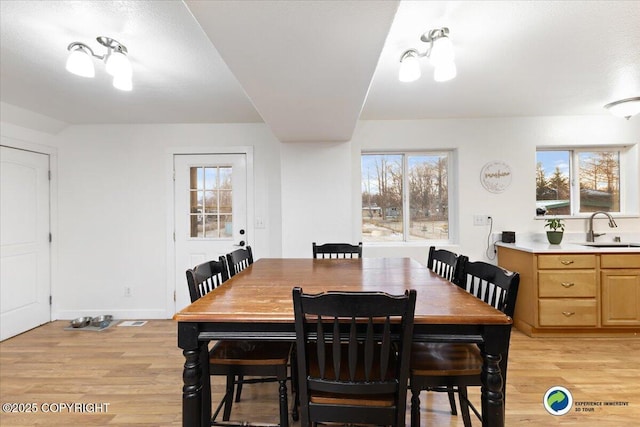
<box><xmin>124</xmin><ymin>286</ymin><xmax>132</xmax><ymax>297</ymax></box>
<box><xmin>473</xmin><ymin>215</ymin><xmax>490</xmax><ymax>226</ymax></box>
<box><xmin>255</xmin><ymin>217</ymin><xmax>265</xmax><ymax>229</ymax></box>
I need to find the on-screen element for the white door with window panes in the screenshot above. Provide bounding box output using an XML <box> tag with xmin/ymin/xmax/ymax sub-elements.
<box><xmin>173</xmin><ymin>154</ymin><xmax>248</xmax><ymax>312</ymax></box>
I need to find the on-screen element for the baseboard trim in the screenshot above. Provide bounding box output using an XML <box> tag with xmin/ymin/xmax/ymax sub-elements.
<box><xmin>54</xmin><ymin>309</ymin><xmax>169</xmax><ymax>320</ymax></box>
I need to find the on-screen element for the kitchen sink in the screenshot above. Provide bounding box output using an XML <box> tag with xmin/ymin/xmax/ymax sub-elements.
<box><xmin>579</xmin><ymin>242</ymin><xmax>640</xmax><ymax>248</ymax></box>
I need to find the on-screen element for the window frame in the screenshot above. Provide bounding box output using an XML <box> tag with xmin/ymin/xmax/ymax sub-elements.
<box><xmin>361</xmin><ymin>150</ymin><xmax>455</xmax><ymax>244</ymax></box>
<box><xmin>535</xmin><ymin>145</ymin><xmax>635</xmax><ymax>218</ymax></box>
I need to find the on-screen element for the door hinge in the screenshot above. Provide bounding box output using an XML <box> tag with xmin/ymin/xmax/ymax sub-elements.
<box><xmin>49</xmin><ymin>233</ymin><xmax>52</xmax><ymax>242</ymax></box>
<box><xmin>173</xmin><ymin>231</ymin><xmax>176</xmax><ymax>242</ymax></box>
<box><xmin>49</xmin><ymin>295</ymin><xmax>52</xmax><ymax>305</ymax></box>
<box><xmin>48</xmin><ymin>170</ymin><xmax>52</xmax><ymax>180</ymax></box>
<box><xmin>173</xmin><ymin>291</ymin><xmax>176</xmax><ymax>302</ymax></box>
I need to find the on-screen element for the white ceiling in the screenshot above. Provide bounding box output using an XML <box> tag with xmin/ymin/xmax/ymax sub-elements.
<box><xmin>1</xmin><ymin>1</ymin><xmax>639</xmax><ymax>142</ymax></box>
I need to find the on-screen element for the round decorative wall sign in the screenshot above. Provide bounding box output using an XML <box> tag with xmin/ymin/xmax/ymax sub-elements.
<box><xmin>480</xmin><ymin>161</ymin><xmax>512</xmax><ymax>193</ymax></box>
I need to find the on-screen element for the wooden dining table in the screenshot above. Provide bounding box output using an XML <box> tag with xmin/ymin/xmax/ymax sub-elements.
<box><xmin>174</xmin><ymin>257</ymin><xmax>513</xmax><ymax>427</ymax></box>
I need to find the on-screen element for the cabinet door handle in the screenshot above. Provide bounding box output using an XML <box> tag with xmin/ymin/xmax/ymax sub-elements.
<box><xmin>560</xmin><ymin>260</ymin><xmax>574</xmax><ymax>265</ymax></box>
<box><xmin>561</xmin><ymin>282</ymin><xmax>575</xmax><ymax>288</ymax></box>
<box><xmin>562</xmin><ymin>311</ymin><xmax>575</xmax><ymax>317</ymax></box>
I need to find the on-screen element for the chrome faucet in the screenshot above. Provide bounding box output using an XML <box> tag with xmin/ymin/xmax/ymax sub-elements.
<box><xmin>586</xmin><ymin>211</ymin><xmax>617</xmax><ymax>242</ymax></box>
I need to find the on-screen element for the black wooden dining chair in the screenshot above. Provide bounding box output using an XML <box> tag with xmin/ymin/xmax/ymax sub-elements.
<box><xmin>224</xmin><ymin>244</ymin><xmax>296</xmax><ymax>408</ymax></box>
<box><xmin>424</xmin><ymin>246</ymin><xmax>469</xmax><ymax>415</ymax></box>
<box><xmin>186</xmin><ymin>256</ymin><xmax>297</xmax><ymax>426</ymax></box>
<box><xmin>224</xmin><ymin>245</ymin><xmax>255</xmax><ymax>402</ymax></box>
<box><xmin>293</xmin><ymin>287</ymin><xmax>416</xmax><ymax>427</ymax></box>
<box><xmin>312</xmin><ymin>242</ymin><xmax>362</xmax><ymax>259</ymax></box>
<box><xmin>427</xmin><ymin>246</ymin><xmax>467</xmax><ymax>285</ymax></box>
<box><xmin>409</xmin><ymin>261</ymin><xmax>520</xmax><ymax>427</ymax></box>
<box><xmin>226</xmin><ymin>246</ymin><xmax>254</xmax><ymax>276</ymax></box>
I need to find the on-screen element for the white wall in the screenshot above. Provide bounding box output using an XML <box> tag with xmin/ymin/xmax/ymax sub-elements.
<box><xmin>3</xmin><ymin>109</ymin><xmax>639</xmax><ymax>320</ymax></box>
<box><xmin>1</xmin><ymin>120</ymin><xmax>283</xmax><ymax>320</ymax></box>
<box><xmin>351</xmin><ymin>116</ymin><xmax>640</xmax><ymax>265</ymax></box>
<box><xmin>280</xmin><ymin>142</ymin><xmax>354</xmax><ymax>257</ymax></box>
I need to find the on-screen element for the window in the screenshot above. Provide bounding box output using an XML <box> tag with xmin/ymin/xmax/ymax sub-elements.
<box><xmin>362</xmin><ymin>152</ymin><xmax>450</xmax><ymax>242</ymax></box>
<box><xmin>536</xmin><ymin>148</ymin><xmax>623</xmax><ymax>216</ymax></box>
<box><xmin>189</xmin><ymin>166</ymin><xmax>233</xmax><ymax>238</ymax></box>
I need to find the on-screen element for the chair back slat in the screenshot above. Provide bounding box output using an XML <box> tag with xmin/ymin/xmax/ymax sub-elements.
<box><xmin>312</xmin><ymin>242</ymin><xmax>362</xmax><ymax>259</ymax></box>
<box><xmin>332</xmin><ymin>318</ymin><xmax>341</xmax><ymax>380</ymax></box>
<box><xmin>226</xmin><ymin>246</ymin><xmax>253</xmax><ymax>277</ymax></box>
<box><xmin>380</xmin><ymin>317</ymin><xmax>391</xmax><ymax>380</ymax></box>
<box><xmin>293</xmin><ymin>287</ymin><xmax>416</xmax><ymax>426</ymax></box>
<box><xmin>317</xmin><ymin>318</ymin><xmax>326</xmax><ymax>378</ymax></box>
<box><xmin>427</xmin><ymin>246</ymin><xmax>468</xmax><ymax>285</ymax></box>
<box><xmin>459</xmin><ymin>260</ymin><xmax>520</xmax><ymax>317</ymax></box>
<box><xmin>349</xmin><ymin>318</ymin><xmax>358</xmax><ymax>381</ymax></box>
<box><xmin>185</xmin><ymin>256</ymin><xmax>229</xmax><ymax>303</ymax></box>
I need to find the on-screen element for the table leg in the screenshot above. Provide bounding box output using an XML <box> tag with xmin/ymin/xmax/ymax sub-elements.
<box><xmin>200</xmin><ymin>343</ymin><xmax>211</xmax><ymax>425</ymax></box>
<box><xmin>179</xmin><ymin>322</ymin><xmax>209</xmax><ymax>427</ymax></box>
<box><xmin>480</xmin><ymin>325</ymin><xmax>510</xmax><ymax>427</ymax></box>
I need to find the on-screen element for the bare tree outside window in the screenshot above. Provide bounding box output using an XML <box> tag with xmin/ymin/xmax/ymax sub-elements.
<box><xmin>189</xmin><ymin>166</ymin><xmax>233</xmax><ymax>238</ymax></box>
<box><xmin>362</xmin><ymin>153</ymin><xmax>450</xmax><ymax>242</ymax></box>
<box><xmin>362</xmin><ymin>154</ymin><xmax>403</xmax><ymax>240</ymax></box>
<box><xmin>579</xmin><ymin>151</ymin><xmax>620</xmax><ymax>212</ymax></box>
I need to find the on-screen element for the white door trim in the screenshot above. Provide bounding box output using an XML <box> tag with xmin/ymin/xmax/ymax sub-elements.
<box><xmin>165</xmin><ymin>146</ymin><xmax>254</xmax><ymax>318</ymax></box>
<box><xmin>1</xmin><ymin>136</ymin><xmax>58</xmax><ymax>322</ymax></box>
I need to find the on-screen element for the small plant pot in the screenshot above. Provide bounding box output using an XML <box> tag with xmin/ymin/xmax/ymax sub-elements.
<box><xmin>546</xmin><ymin>231</ymin><xmax>564</xmax><ymax>245</ymax></box>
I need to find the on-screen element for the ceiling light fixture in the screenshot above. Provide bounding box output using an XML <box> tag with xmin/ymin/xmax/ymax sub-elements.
<box><xmin>399</xmin><ymin>27</ymin><xmax>456</xmax><ymax>83</ymax></box>
<box><xmin>399</xmin><ymin>50</ymin><xmax>421</xmax><ymax>82</ymax></box>
<box><xmin>66</xmin><ymin>36</ymin><xmax>132</xmax><ymax>91</ymax></box>
<box><xmin>603</xmin><ymin>97</ymin><xmax>640</xmax><ymax>120</ymax></box>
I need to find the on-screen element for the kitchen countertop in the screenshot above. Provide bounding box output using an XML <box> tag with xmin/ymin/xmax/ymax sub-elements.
<box><xmin>495</xmin><ymin>234</ymin><xmax>640</xmax><ymax>254</ymax></box>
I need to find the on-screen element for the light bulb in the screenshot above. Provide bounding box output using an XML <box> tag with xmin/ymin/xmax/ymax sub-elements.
<box><xmin>434</xmin><ymin>61</ymin><xmax>457</xmax><ymax>82</ymax></box>
<box><xmin>113</xmin><ymin>73</ymin><xmax>132</xmax><ymax>91</ymax></box>
<box><xmin>429</xmin><ymin>36</ymin><xmax>454</xmax><ymax>68</ymax></box>
<box><xmin>66</xmin><ymin>47</ymin><xmax>95</xmax><ymax>78</ymax></box>
<box><xmin>399</xmin><ymin>53</ymin><xmax>421</xmax><ymax>83</ymax></box>
<box><xmin>105</xmin><ymin>50</ymin><xmax>132</xmax><ymax>78</ymax></box>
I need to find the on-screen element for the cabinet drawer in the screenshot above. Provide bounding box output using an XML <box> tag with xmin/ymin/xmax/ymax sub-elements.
<box><xmin>538</xmin><ymin>254</ymin><xmax>596</xmax><ymax>269</ymax></box>
<box><xmin>538</xmin><ymin>271</ymin><xmax>596</xmax><ymax>297</ymax></box>
<box><xmin>601</xmin><ymin>254</ymin><xmax>640</xmax><ymax>269</ymax></box>
<box><xmin>538</xmin><ymin>299</ymin><xmax>597</xmax><ymax>326</ymax></box>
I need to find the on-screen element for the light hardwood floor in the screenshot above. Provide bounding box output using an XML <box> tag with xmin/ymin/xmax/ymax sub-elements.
<box><xmin>1</xmin><ymin>320</ymin><xmax>638</xmax><ymax>426</ymax></box>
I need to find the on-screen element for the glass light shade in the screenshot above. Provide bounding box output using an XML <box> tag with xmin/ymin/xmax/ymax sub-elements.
<box><xmin>429</xmin><ymin>36</ymin><xmax>454</xmax><ymax>67</ymax></box>
<box><xmin>434</xmin><ymin>61</ymin><xmax>457</xmax><ymax>82</ymax></box>
<box><xmin>605</xmin><ymin>98</ymin><xmax>640</xmax><ymax>119</ymax></box>
<box><xmin>112</xmin><ymin>73</ymin><xmax>132</xmax><ymax>91</ymax></box>
<box><xmin>65</xmin><ymin>48</ymin><xmax>95</xmax><ymax>78</ymax></box>
<box><xmin>105</xmin><ymin>51</ymin><xmax>132</xmax><ymax>78</ymax></box>
<box><xmin>399</xmin><ymin>54</ymin><xmax>421</xmax><ymax>83</ymax></box>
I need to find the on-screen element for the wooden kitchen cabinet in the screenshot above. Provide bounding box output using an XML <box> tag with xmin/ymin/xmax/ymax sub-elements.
<box><xmin>497</xmin><ymin>246</ymin><xmax>640</xmax><ymax>337</ymax></box>
<box><xmin>538</xmin><ymin>299</ymin><xmax>597</xmax><ymax>326</ymax></box>
<box><xmin>600</xmin><ymin>254</ymin><xmax>640</xmax><ymax>326</ymax></box>
<box><xmin>536</xmin><ymin>254</ymin><xmax>597</xmax><ymax>328</ymax></box>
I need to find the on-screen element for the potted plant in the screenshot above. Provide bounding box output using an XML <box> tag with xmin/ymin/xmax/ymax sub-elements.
<box><xmin>545</xmin><ymin>217</ymin><xmax>565</xmax><ymax>244</ymax></box>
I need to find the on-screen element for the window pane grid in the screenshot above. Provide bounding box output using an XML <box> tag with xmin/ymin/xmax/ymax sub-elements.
<box><xmin>189</xmin><ymin>166</ymin><xmax>233</xmax><ymax>238</ymax></box>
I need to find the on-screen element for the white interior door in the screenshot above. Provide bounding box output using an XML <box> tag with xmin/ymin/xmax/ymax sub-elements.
<box><xmin>1</xmin><ymin>146</ymin><xmax>51</xmax><ymax>341</ymax></box>
<box><xmin>174</xmin><ymin>154</ymin><xmax>248</xmax><ymax>312</ymax></box>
